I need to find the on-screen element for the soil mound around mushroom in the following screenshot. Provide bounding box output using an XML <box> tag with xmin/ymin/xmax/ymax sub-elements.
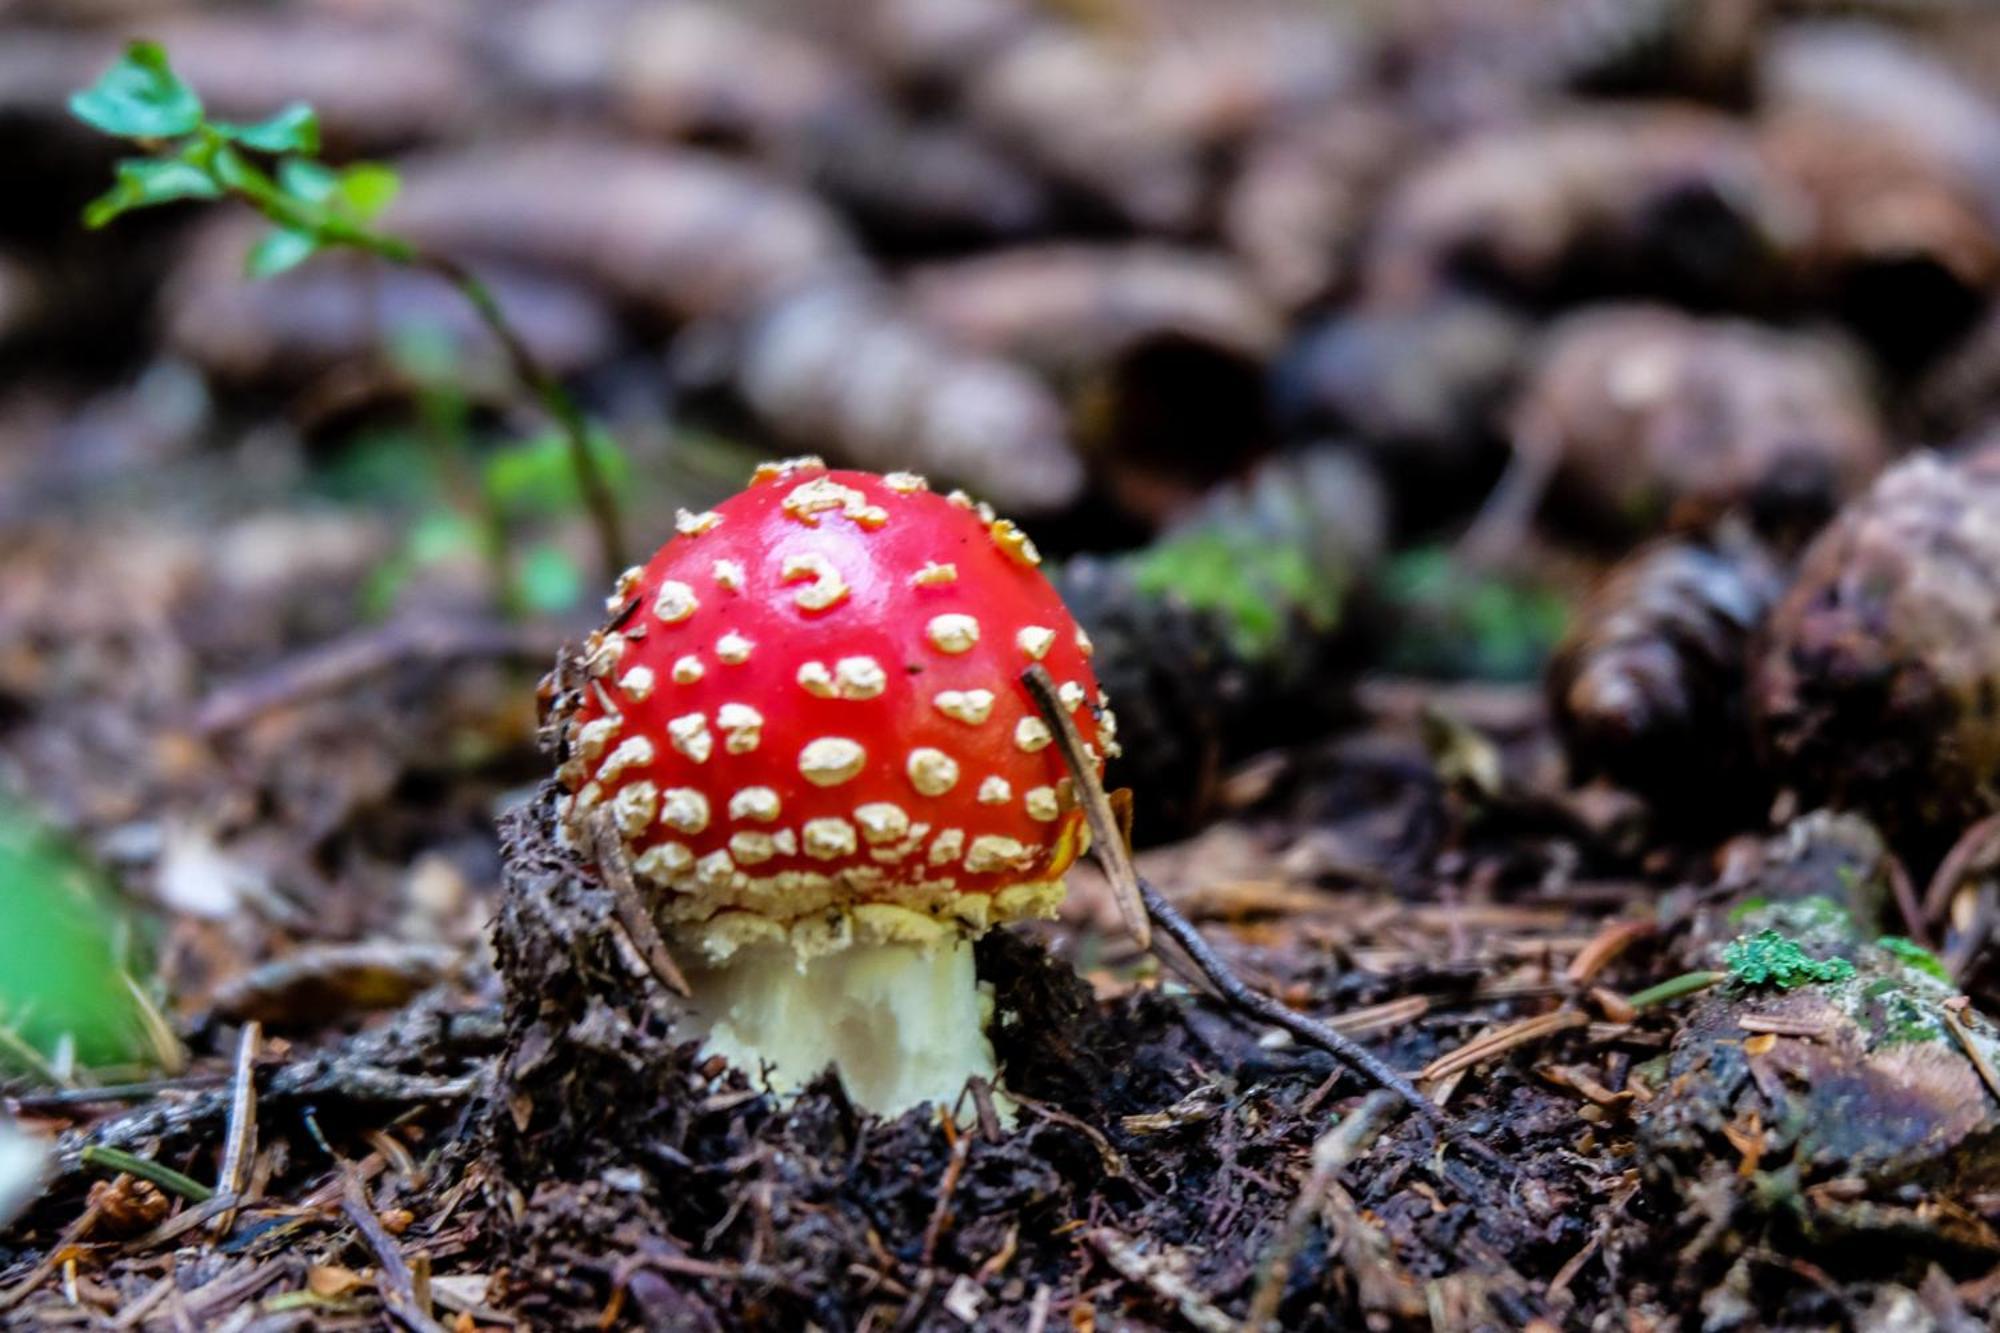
<box><xmin>486</xmin><ymin>790</ymin><xmax>1203</xmax><ymax>1326</ymax></box>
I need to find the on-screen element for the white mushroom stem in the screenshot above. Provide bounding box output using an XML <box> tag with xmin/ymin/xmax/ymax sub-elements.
<box><xmin>681</xmin><ymin>939</ymin><xmax>998</xmax><ymax>1119</ymax></box>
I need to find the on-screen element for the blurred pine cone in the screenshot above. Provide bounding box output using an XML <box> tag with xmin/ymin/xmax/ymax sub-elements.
<box><xmin>1754</xmin><ymin>447</ymin><xmax>2000</xmax><ymax>854</ymax></box>
<box><xmin>1548</xmin><ymin>531</ymin><xmax>1784</xmax><ymax>819</ymax></box>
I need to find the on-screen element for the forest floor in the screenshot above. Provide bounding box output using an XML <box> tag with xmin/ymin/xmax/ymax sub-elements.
<box><xmin>7</xmin><ymin>1</ymin><xmax>2000</xmax><ymax>1328</ymax></box>
<box><xmin>4</xmin><ymin>487</ymin><xmax>1993</xmax><ymax>1331</ymax></box>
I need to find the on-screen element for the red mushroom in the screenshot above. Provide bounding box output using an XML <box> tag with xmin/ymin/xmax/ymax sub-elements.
<box><xmin>551</xmin><ymin>459</ymin><xmax>1116</xmax><ymax>1115</ymax></box>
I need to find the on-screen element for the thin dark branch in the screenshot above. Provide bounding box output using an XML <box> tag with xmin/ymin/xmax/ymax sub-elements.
<box><xmin>1019</xmin><ymin>665</ymin><xmax>1148</xmax><ymax>949</ymax></box>
<box><xmin>194</xmin><ymin>616</ymin><xmax>569</xmax><ymax>734</ymax></box>
<box><xmin>9</xmin><ymin>1075</ymin><xmax>229</xmax><ymax>1112</ymax></box>
<box><xmin>142</xmin><ymin>129</ymin><xmax>630</xmax><ymax>583</ymax></box>
<box><xmin>342</xmin><ymin>1170</ymin><xmax>446</xmax><ymax>1333</ymax></box>
<box><xmin>211</xmin><ymin>1020</ymin><xmax>261</xmax><ymax>1237</ymax></box>
<box><xmin>1019</xmin><ymin>665</ymin><xmax>1449</xmax><ymax>1135</ymax></box>
<box><xmin>1137</xmin><ymin>879</ymin><xmax>1447</xmax><ymax>1134</ymax></box>
<box><xmin>589</xmin><ymin>811</ymin><xmax>693</xmax><ymax>998</ymax></box>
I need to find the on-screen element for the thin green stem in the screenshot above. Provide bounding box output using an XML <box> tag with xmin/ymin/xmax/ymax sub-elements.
<box><xmin>418</xmin><ymin>254</ymin><xmax>626</xmax><ymax>576</ymax></box>
<box><xmin>1628</xmin><ymin>970</ymin><xmax>1725</xmax><ymax>1011</ymax></box>
<box><xmin>214</xmin><ymin>148</ymin><xmax>627</xmax><ymax>579</ymax></box>
<box><xmin>79</xmin><ymin>1145</ymin><xmax>215</xmax><ymax>1202</ymax></box>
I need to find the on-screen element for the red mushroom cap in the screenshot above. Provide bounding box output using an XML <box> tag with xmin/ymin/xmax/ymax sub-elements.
<box><xmin>554</xmin><ymin>459</ymin><xmax>1115</xmax><ymax>961</ymax></box>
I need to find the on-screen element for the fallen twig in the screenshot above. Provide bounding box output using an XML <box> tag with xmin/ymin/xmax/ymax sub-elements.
<box><xmin>1083</xmin><ymin>1228</ymin><xmax>1234</xmax><ymax>1333</ymax></box>
<box><xmin>1885</xmin><ymin>851</ymin><xmax>1929</xmax><ymax>950</ymax></box>
<box><xmin>131</xmin><ymin>1191</ymin><xmax>239</xmax><ymax>1249</ymax></box>
<box><xmin>61</xmin><ymin>1002</ymin><xmax>494</xmax><ymax>1178</ymax></box>
<box><xmin>212</xmin><ymin>1020</ymin><xmax>261</xmax><ymax>1237</ymax></box>
<box><xmin>0</xmin><ymin>1198</ymin><xmax>103</xmax><ymax>1314</ymax></box>
<box><xmin>1734</xmin><ymin>1015</ymin><xmax>1831</xmax><ymax>1038</ymax></box>
<box><xmin>920</xmin><ymin>1117</ymin><xmax>973</xmax><ymax>1269</ymax></box>
<box><xmin>588</xmin><ymin>811</ymin><xmax>692</xmax><ymax>998</ymax></box>
<box><xmin>1022</xmin><ymin>665</ymin><xmax>1450</xmax><ymax>1137</ymax></box>
<box><xmin>8</xmin><ymin>1075</ymin><xmax>229</xmax><ymax>1113</ymax></box>
<box><xmin>1419</xmin><ymin>1009</ymin><xmax>1588</xmax><ymax>1083</ymax></box>
<box><xmin>342</xmin><ymin>1170</ymin><xmax>446</xmax><ymax>1333</ymax></box>
<box><xmin>194</xmin><ymin>617</ymin><xmax>570</xmax><ymax>734</ymax></box>
<box><xmin>108</xmin><ymin>1271</ymin><xmax>178</xmax><ymax>1329</ymax></box>
<box><xmin>1922</xmin><ymin>810</ymin><xmax>2000</xmax><ymax>928</ymax></box>
<box><xmin>1325</xmin><ymin>995</ymin><xmax>1432</xmax><ymax>1038</ymax></box>
<box><xmin>1140</xmin><ymin>877</ymin><xmax>1450</xmax><ymax>1136</ymax></box>
<box><xmin>1244</xmin><ymin>1089</ymin><xmax>1408</xmax><ymax>1331</ymax></box>
<box><xmin>1020</xmin><ymin>665</ymin><xmax>1149</xmax><ymax>950</ymax></box>
<box><xmin>1564</xmin><ymin>918</ymin><xmax>1655</xmax><ymax>987</ymax></box>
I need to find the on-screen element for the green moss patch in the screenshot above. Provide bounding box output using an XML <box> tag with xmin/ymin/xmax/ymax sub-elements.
<box><xmin>1723</xmin><ymin>929</ymin><xmax>1856</xmax><ymax>990</ymax></box>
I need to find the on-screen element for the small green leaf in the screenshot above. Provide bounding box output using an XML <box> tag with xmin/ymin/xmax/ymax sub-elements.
<box><xmin>483</xmin><ymin>430</ymin><xmax>631</xmax><ymax>517</ymax></box>
<box><xmin>336</xmin><ymin>163</ymin><xmax>400</xmax><ymax>222</ymax></box>
<box><xmin>82</xmin><ymin>157</ymin><xmax>221</xmax><ymax>228</ymax></box>
<box><xmin>67</xmin><ymin>41</ymin><xmax>202</xmax><ymax>140</ymax></box>
<box><xmin>515</xmin><ymin>543</ymin><xmax>585</xmax><ymax>614</ymax></box>
<box><xmin>207</xmin><ymin>141</ymin><xmax>256</xmax><ymax>191</ymax></box>
<box><xmin>213</xmin><ymin>102</ymin><xmax>319</xmax><ymax>154</ymax></box>
<box><xmin>0</xmin><ymin>803</ymin><xmax>159</xmax><ymax>1073</ymax></box>
<box><xmin>278</xmin><ymin>157</ymin><xmax>338</xmax><ymax>205</ymax></box>
<box><xmin>245</xmin><ymin>226</ymin><xmax>320</xmax><ymax>278</ymax></box>
<box><xmin>409</xmin><ymin>508</ymin><xmax>481</xmax><ymax>565</ymax></box>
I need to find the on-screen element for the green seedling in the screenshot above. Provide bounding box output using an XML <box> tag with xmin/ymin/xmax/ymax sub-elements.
<box><xmin>1381</xmin><ymin>546</ymin><xmax>1571</xmax><ymax>681</ymax></box>
<box><xmin>70</xmin><ymin>41</ymin><xmax>626</xmax><ymax>578</ymax></box>
<box><xmin>1130</xmin><ymin>529</ymin><xmax>1346</xmax><ymax>661</ymax></box>
<box><xmin>354</xmin><ymin>331</ymin><xmax>621</xmax><ymax>618</ymax></box>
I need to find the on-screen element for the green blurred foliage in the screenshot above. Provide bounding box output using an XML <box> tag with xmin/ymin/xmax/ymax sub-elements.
<box><xmin>1129</xmin><ymin>528</ymin><xmax>1348</xmax><ymax>661</ymax></box>
<box><xmin>1379</xmin><ymin>547</ymin><xmax>1571</xmax><ymax>681</ymax></box>
<box><xmin>310</xmin><ymin>426</ymin><xmax>448</xmax><ymax>509</ymax></box>
<box><xmin>485</xmin><ymin>429</ymin><xmax>631</xmax><ymax>519</ymax></box>
<box><xmin>0</xmin><ymin>805</ymin><xmax>159</xmax><ymax>1076</ymax></box>
<box><xmin>324</xmin><ymin>341</ymin><xmax>620</xmax><ymax>621</ymax></box>
<box><xmin>515</xmin><ymin>543</ymin><xmax>587</xmax><ymax>614</ymax></box>
<box><xmin>1875</xmin><ymin>935</ymin><xmax>1950</xmax><ymax>983</ymax></box>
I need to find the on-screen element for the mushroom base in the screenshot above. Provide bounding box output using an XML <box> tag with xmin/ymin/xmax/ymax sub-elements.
<box><xmin>681</xmin><ymin>937</ymin><xmax>1000</xmax><ymax>1120</ymax></box>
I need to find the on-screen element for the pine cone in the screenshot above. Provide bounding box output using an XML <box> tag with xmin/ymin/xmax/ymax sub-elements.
<box><xmin>1548</xmin><ymin>531</ymin><xmax>1783</xmax><ymax>817</ymax></box>
<box><xmin>1754</xmin><ymin>448</ymin><xmax>2000</xmax><ymax>852</ymax></box>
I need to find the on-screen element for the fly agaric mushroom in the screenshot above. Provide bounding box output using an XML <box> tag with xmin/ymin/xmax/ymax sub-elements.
<box><xmin>548</xmin><ymin>459</ymin><xmax>1117</xmax><ymax>1116</ymax></box>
